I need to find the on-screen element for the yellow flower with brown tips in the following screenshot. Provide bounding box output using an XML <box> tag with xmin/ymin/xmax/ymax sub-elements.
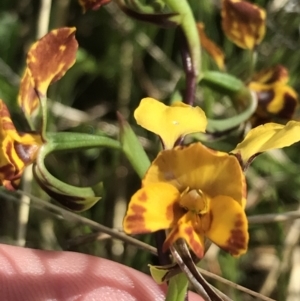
<box><xmin>0</xmin><ymin>27</ymin><xmax>78</xmax><ymax>189</ymax></box>
<box><xmin>124</xmin><ymin>143</ymin><xmax>248</xmax><ymax>258</ymax></box>
<box><xmin>248</xmin><ymin>65</ymin><xmax>298</xmax><ymax>126</ymax></box>
<box><xmin>221</xmin><ymin>0</ymin><xmax>266</xmax><ymax>49</ymax></box>
<box><xmin>123</xmin><ymin>98</ymin><xmax>300</xmax><ymax>258</ymax></box>
<box><xmin>0</xmin><ymin>100</ymin><xmax>42</xmax><ymax>189</ymax></box>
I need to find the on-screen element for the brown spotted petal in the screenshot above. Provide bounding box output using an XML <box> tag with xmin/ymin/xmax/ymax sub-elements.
<box><xmin>163</xmin><ymin>212</ymin><xmax>206</xmax><ymax>259</ymax></box>
<box><xmin>197</xmin><ymin>22</ymin><xmax>225</xmax><ymax>70</ymax></box>
<box><xmin>0</xmin><ymin>100</ymin><xmax>42</xmax><ymax>189</ymax></box>
<box><xmin>78</xmin><ymin>0</ymin><xmax>111</xmax><ymax>13</ymax></box>
<box><xmin>221</xmin><ymin>0</ymin><xmax>266</xmax><ymax>49</ymax></box>
<box><xmin>26</xmin><ymin>27</ymin><xmax>78</xmax><ymax>99</ymax></box>
<box><xmin>249</xmin><ymin>82</ymin><xmax>298</xmax><ymax>121</ymax></box>
<box><xmin>249</xmin><ymin>66</ymin><xmax>298</xmax><ymax>124</ymax></box>
<box><xmin>206</xmin><ymin>195</ymin><xmax>248</xmax><ymax>256</ymax></box>
<box><xmin>123</xmin><ymin>182</ymin><xmax>182</xmax><ymax>234</ymax></box>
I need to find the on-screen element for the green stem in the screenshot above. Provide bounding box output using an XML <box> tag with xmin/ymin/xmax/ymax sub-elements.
<box><xmin>163</xmin><ymin>0</ymin><xmax>201</xmax><ymax>80</ymax></box>
<box><xmin>35</xmin><ymin>132</ymin><xmax>121</xmax><ymax>199</ymax></box>
<box><xmin>40</xmin><ymin>95</ymin><xmax>48</xmax><ymax>139</ymax></box>
<box><xmin>165</xmin><ymin>273</ymin><xmax>189</xmax><ymax>301</ymax></box>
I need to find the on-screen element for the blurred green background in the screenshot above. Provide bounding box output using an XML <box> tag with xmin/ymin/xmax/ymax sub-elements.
<box><xmin>0</xmin><ymin>0</ymin><xmax>300</xmax><ymax>300</ymax></box>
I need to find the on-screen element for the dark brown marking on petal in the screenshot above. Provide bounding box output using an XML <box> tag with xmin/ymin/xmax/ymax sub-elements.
<box><xmin>131</xmin><ymin>204</ymin><xmax>146</xmax><ymax>215</ymax></box>
<box><xmin>277</xmin><ymin>92</ymin><xmax>298</xmax><ymax>119</ymax></box>
<box><xmin>166</xmin><ymin>200</ymin><xmax>184</xmax><ymax>223</ymax></box>
<box><xmin>138</xmin><ymin>190</ymin><xmax>148</xmax><ymax>202</ymax></box>
<box><xmin>124</xmin><ymin>204</ymin><xmax>150</xmax><ymax>233</ymax></box>
<box><xmin>223</xmin><ymin>228</ymin><xmax>247</xmax><ymax>255</ymax></box>
<box><xmin>224</xmin><ymin>0</ymin><xmax>262</xmax><ymax>27</ymax></box>
<box><xmin>264</xmin><ymin>65</ymin><xmax>288</xmax><ymax>84</ymax></box>
<box><xmin>184</xmin><ymin>226</ymin><xmax>204</xmax><ymax>259</ymax></box>
<box><xmin>0</xmin><ymin>163</ymin><xmax>15</xmax><ymax>180</ymax></box>
<box><xmin>125</xmin><ymin>214</ymin><xmax>145</xmax><ymax>226</ymax></box>
<box><xmin>234</xmin><ymin>214</ymin><xmax>244</xmax><ymax>228</ymax></box>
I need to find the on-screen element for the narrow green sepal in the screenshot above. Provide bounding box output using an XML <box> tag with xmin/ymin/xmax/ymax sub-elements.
<box><xmin>45</xmin><ymin>132</ymin><xmax>121</xmax><ymax>150</ymax></box>
<box><xmin>33</xmin><ymin>132</ymin><xmax>121</xmax><ymax>212</ymax></box>
<box><xmin>33</xmin><ymin>163</ymin><xmax>102</xmax><ymax>212</ymax></box>
<box><xmin>200</xmin><ymin>71</ymin><xmax>246</xmax><ymax>96</ymax></box>
<box><xmin>117</xmin><ymin>112</ymin><xmax>150</xmax><ymax>178</ymax></box>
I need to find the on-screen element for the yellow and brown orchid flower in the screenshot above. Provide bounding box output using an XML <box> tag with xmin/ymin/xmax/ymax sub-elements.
<box><xmin>248</xmin><ymin>65</ymin><xmax>298</xmax><ymax>126</ymax></box>
<box><xmin>221</xmin><ymin>0</ymin><xmax>266</xmax><ymax>50</ymax></box>
<box><xmin>0</xmin><ymin>27</ymin><xmax>78</xmax><ymax>189</ymax></box>
<box><xmin>124</xmin><ymin>142</ymin><xmax>248</xmax><ymax>259</ymax></box>
<box><xmin>123</xmin><ymin>98</ymin><xmax>300</xmax><ymax>258</ymax></box>
<box><xmin>0</xmin><ymin>100</ymin><xmax>42</xmax><ymax>190</ymax></box>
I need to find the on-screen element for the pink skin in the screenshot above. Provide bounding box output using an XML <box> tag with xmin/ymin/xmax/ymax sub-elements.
<box><xmin>0</xmin><ymin>244</ymin><xmax>203</xmax><ymax>301</ymax></box>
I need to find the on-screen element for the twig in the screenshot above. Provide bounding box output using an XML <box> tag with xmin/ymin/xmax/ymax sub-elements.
<box><xmin>259</xmin><ymin>206</ymin><xmax>300</xmax><ymax>296</ymax></box>
<box><xmin>36</xmin><ymin>0</ymin><xmax>52</xmax><ymax>39</ymax></box>
<box><xmin>197</xmin><ymin>267</ymin><xmax>276</xmax><ymax>301</ymax></box>
<box><xmin>16</xmin><ymin>189</ymin><xmax>157</xmax><ymax>255</ymax></box>
<box><xmin>248</xmin><ymin>211</ymin><xmax>300</xmax><ymax>224</ymax></box>
<box><xmin>17</xmin><ymin>0</ymin><xmax>53</xmax><ymax>247</ymax></box>
<box><xmin>286</xmin><ymin>247</ymin><xmax>300</xmax><ymax>301</ymax></box>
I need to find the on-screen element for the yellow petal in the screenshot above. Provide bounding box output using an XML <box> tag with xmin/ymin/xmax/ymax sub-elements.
<box><xmin>144</xmin><ymin>143</ymin><xmax>245</xmax><ymax>207</ymax></box>
<box><xmin>163</xmin><ymin>212</ymin><xmax>205</xmax><ymax>259</ymax></box>
<box><xmin>123</xmin><ymin>182</ymin><xmax>182</xmax><ymax>234</ymax></box>
<box><xmin>231</xmin><ymin>121</ymin><xmax>300</xmax><ymax>165</ymax></box>
<box><xmin>134</xmin><ymin>98</ymin><xmax>207</xmax><ymax>149</ymax></box>
<box><xmin>221</xmin><ymin>0</ymin><xmax>266</xmax><ymax>49</ymax></box>
<box><xmin>206</xmin><ymin>195</ymin><xmax>249</xmax><ymax>256</ymax></box>
<box><xmin>197</xmin><ymin>23</ymin><xmax>225</xmax><ymax>70</ymax></box>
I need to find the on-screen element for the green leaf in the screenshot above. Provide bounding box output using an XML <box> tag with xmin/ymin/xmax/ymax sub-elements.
<box><xmin>117</xmin><ymin>112</ymin><xmax>151</xmax><ymax>178</ymax></box>
<box><xmin>200</xmin><ymin>71</ymin><xmax>245</xmax><ymax>96</ymax></box>
<box><xmin>165</xmin><ymin>273</ymin><xmax>189</xmax><ymax>301</ymax></box>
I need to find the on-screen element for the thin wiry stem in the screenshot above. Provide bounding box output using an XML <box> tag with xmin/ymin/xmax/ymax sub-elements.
<box><xmin>17</xmin><ymin>0</ymin><xmax>53</xmax><ymax>247</ymax></box>
<box><xmin>15</xmin><ymin>189</ymin><xmax>157</xmax><ymax>255</ymax></box>
<box><xmin>179</xmin><ymin>28</ymin><xmax>197</xmax><ymax>106</ymax></box>
<box><xmin>248</xmin><ymin>210</ymin><xmax>300</xmax><ymax>224</ymax></box>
